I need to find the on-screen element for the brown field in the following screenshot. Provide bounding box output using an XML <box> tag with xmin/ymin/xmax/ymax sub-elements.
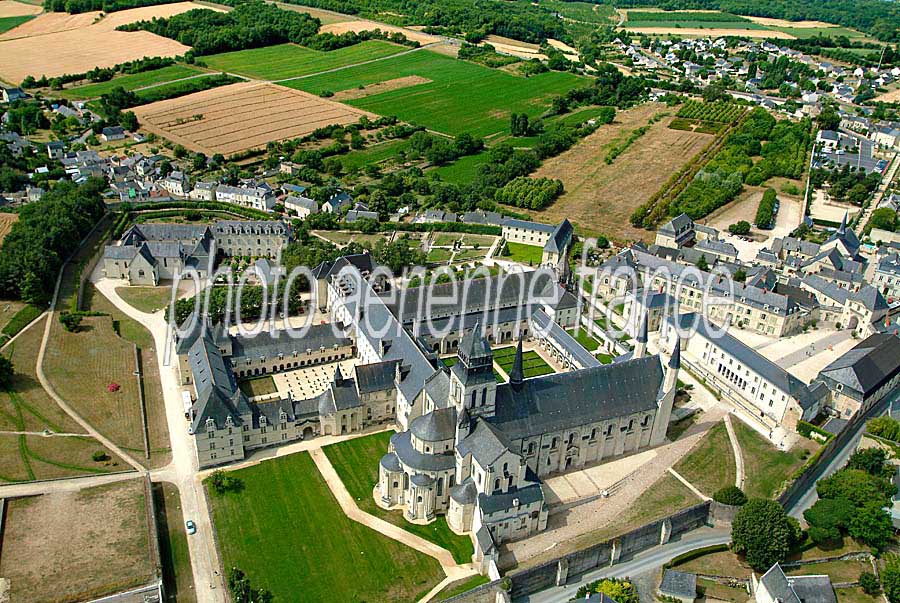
<box><xmin>0</xmin><ymin>478</ymin><xmax>155</xmax><ymax>603</ymax></box>
<box><xmin>320</xmin><ymin>20</ymin><xmax>441</xmax><ymax>45</ymax></box>
<box><xmin>623</xmin><ymin>26</ymin><xmax>795</xmax><ymax>38</ymax></box>
<box><xmin>483</xmin><ymin>34</ymin><xmax>547</xmax><ymax>60</ymax></box>
<box><xmin>874</xmin><ymin>87</ymin><xmax>900</xmax><ymax>103</ymax></box>
<box><xmin>528</xmin><ymin>104</ymin><xmax>713</xmax><ymax>243</ymax></box>
<box><xmin>0</xmin><ymin>212</ymin><xmax>18</xmax><ymax>244</ymax></box>
<box><xmin>333</xmin><ymin>75</ymin><xmax>431</xmax><ymax>100</ymax></box>
<box><xmin>133</xmin><ymin>81</ymin><xmax>377</xmax><ymax>155</ymax></box>
<box><xmin>746</xmin><ymin>16</ymin><xmax>836</xmax><ymax>28</ymax></box>
<box><xmin>272</xmin><ymin>1</ymin><xmax>351</xmax><ymax>24</ymax></box>
<box><xmin>0</xmin><ymin>0</ymin><xmax>42</xmax><ymax>17</ymax></box>
<box><xmin>0</xmin><ymin>2</ymin><xmax>216</xmax><ymax>82</ymax></box>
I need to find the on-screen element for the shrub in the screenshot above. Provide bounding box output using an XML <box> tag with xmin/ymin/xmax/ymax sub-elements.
<box><xmin>91</xmin><ymin>450</ymin><xmax>110</xmax><ymax>462</ymax></box>
<box><xmin>210</xmin><ymin>469</ymin><xmax>244</xmax><ymax>495</ymax></box>
<box><xmin>713</xmin><ymin>485</ymin><xmax>747</xmax><ymax>506</ymax></box>
<box><xmin>728</xmin><ymin>220</ymin><xmax>751</xmax><ymax>235</ymax></box>
<box><xmin>861</xmin><ymin>572</ymin><xmax>881</xmax><ymax>596</ymax></box>
<box><xmin>59</xmin><ymin>313</ymin><xmax>83</xmax><ymax>332</ymax></box>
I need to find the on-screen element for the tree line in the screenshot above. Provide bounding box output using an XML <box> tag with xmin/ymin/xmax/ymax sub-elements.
<box><xmin>0</xmin><ymin>178</ymin><xmax>108</xmax><ymax>305</ymax></box>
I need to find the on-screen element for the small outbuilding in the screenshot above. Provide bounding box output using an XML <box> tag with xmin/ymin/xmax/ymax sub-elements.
<box><xmin>659</xmin><ymin>569</ymin><xmax>697</xmax><ymax>603</ymax></box>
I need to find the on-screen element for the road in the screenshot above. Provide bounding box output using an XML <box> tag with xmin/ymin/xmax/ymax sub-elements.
<box><xmin>93</xmin><ymin>276</ymin><xmax>227</xmax><ymax>602</ymax></box>
<box><xmin>515</xmin><ymin>528</ymin><xmax>730</xmax><ymax>603</ymax></box>
<box><xmin>854</xmin><ymin>151</ymin><xmax>900</xmax><ymax>237</ymax></box>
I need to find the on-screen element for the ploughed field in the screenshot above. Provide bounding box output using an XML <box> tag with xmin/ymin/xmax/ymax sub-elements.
<box><xmin>132</xmin><ymin>81</ymin><xmax>377</xmax><ymax>155</ymax></box>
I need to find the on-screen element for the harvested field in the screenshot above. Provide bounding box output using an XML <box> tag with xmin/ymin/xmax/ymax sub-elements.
<box><xmin>746</xmin><ymin>16</ymin><xmax>836</xmax><ymax>28</ymax></box>
<box><xmin>133</xmin><ymin>81</ymin><xmax>376</xmax><ymax>155</ymax></box>
<box><xmin>623</xmin><ymin>26</ymin><xmax>794</xmax><ymax>38</ymax></box>
<box><xmin>0</xmin><ymin>478</ymin><xmax>155</xmax><ymax>603</ymax></box>
<box><xmin>0</xmin><ymin>1</ymin><xmax>41</xmax><ymax>17</ymax></box>
<box><xmin>484</xmin><ymin>34</ymin><xmax>547</xmax><ymax>60</ymax></box>
<box><xmin>0</xmin><ymin>212</ymin><xmax>17</xmax><ymax>244</ymax></box>
<box><xmin>272</xmin><ymin>1</ymin><xmax>351</xmax><ymax>24</ymax></box>
<box><xmin>528</xmin><ymin>104</ymin><xmax>713</xmax><ymax>243</ymax></box>
<box><xmin>333</xmin><ymin>75</ymin><xmax>431</xmax><ymax>100</ymax></box>
<box><xmin>320</xmin><ymin>20</ymin><xmax>441</xmax><ymax>45</ymax></box>
<box><xmin>0</xmin><ymin>2</ymin><xmax>216</xmax><ymax>82</ymax></box>
<box><xmin>874</xmin><ymin>87</ymin><xmax>900</xmax><ymax>103</ymax></box>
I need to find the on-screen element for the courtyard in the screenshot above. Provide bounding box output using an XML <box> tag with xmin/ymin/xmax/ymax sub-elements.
<box><xmin>271</xmin><ymin>358</ymin><xmax>359</xmax><ymax>401</ymax></box>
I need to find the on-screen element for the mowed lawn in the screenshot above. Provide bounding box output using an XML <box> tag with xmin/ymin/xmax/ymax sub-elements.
<box><xmin>505</xmin><ymin>242</ymin><xmax>545</xmax><ymax>265</ymax></box>
<box><xmin>323</xmin><ymin>431</ymin><xmax>474</xmax><ymax>564</ymax></box>
<box><xmin>733</xmin><ymin>420</ymin><xmax>814</xmax><ymax>499</ymax></box>
<box><xmin>203</xmin><ymin>40</ymin><xmax>405</xmax><ymax>81</ymax></box>
<box><xmin>493</xmin><ymin>346</ymin><xmax>555</xmax><ymax>378</ymax></box>
<box><xmin>59</xmin><ymin>64</ymin><xmax>205</xmax><ymax>99</ymax></box>
<box><xmin>283</xmin><ymin>50</ymin><xmax>587</xmax><ymax>137</ymax></box>
<box><xmin>672</xmin><ymin>420</ymin><xmax>736</xmax><ymax>497</ymax></box>
<box><xmin>207</xmin><ymin>452</ymin><xmax>444</xmax><ymax>602</ymax></box>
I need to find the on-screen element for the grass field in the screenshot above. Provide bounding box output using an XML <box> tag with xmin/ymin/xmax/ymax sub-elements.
<box><xmin>432</xmin><ymin>574</ymin><xmax>491</xmax><ymax>601</ymax></box>
<box><xmin>59</xmin><ymin>64</ymin><xmax>205</xmax><ymax>99</ymax></box>
<box><xmin>238</xmin><ymin>375</ymin><xmax>278</xmax><ymax>398</ymax></box>
<box><xmin>341</xmin><ymin>138</ymin><xmax>409</xmax><ymax>172</ymax></box>
<box><xmin>566</xmin><ymin>327</ymin><xmax>600</xmax><ymax>352</ymax></box>
<box><xmin>207</xmin><ymin>451</ymin><xmax>444</xmax><ymax>602</ymax></box>
<box><xmin>433</xmin><ymin>152</ymin><xmax>490</xmax><ymax>184</ymax></box>
<box><xmin>493</xmin><ymin>346</ymin><xmax>554</xmax><ymax>378</ymax></box>
<box><xmin>504</xmin><ymin>242</ymin><xmax>544</xmax><ymax>266</ymax></box>
<box><xmin>0</xmin><ymin>303</ymin><xmax>41</xmax><ymax>344</ymax></box>
<box><xmin>154</xmin><ymin>482</ymin><xmax>196</xmax><ymax>603</ymax></box>
<box><xmin>283</xmin><ymin>49</ymin><xmax>587</xmax><ymax>137</ymax></box>
<box><xmin>672</xmin><ymin>421</ymin><xmax>735</xmax><ymax>497</ymax></box>
<box><xmin>323</xmin><ymin>431</ymin><xmax>474</xmax><ymax>564</ymax></box>
<box><xmin>203</xmin><ymin>40</ymin><xmax>405</xmax><ymax>81</ymax></box>
<box><xmin>733</xmin><ymin>420</ymin><xmax>814</xmax><ymax>499</ymax></box>
<box><xmin>115</xmin><ymin>285</ymin><xmax>175</xmax><ymax>313</ymax></box>
<box><xmin>0</xmin><ymin>478</ymin><xmax>154</xmax><ymax>603</ymax></box>
<box><xmin>0</xmin><ymin>14</ymin><xmax>31</xmax><ymax>34</ymax></box>
<box><xmin>542</xmin><ymin>0</ymin><xmax>616</xmax><ymax>24</ymax></box>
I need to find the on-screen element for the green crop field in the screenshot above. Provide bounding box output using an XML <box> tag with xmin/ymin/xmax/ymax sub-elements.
<box><xmin>202</xmin><ymin>41</ymin><xmax>405</xmax><ymax>81</ymax></box>
<box><xmin>59</xmin><ymin>65</ymin><xmax>206</xmax><ymax>99</ymax></box>
<box><xmin>0</xmin><ymin>15</ymin><xmax>33</xmax><ymax>34</ymax></box>
<box><xmin>282</xmin><ymin>50</ymin><xmax>587</xmax><ymax>137</ymax></box>
<box><xmin>541</xmin><ymin>0</ymin><xmax>616</xmax><ymax>24</ymax></box>
<box><xmin>433</xmin><ymin>152</ymin><xmax>490</xmax><ymax>184</ymax></box>
<box><xmin>206</xmin><ymin>452</ymin><xmax>443</xmax><ymax>602</ymax></box>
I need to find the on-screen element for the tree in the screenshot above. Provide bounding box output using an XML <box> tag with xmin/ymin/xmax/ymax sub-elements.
<box><xmin>119</xmin><ymin>111</ymin><xmax>138</xmax><ymax>131</ymax></box>
<box><xmin>817</xmin><ymin>105</ymin><xmax>841</xmax><ymax>131</ymax></box>
<box><xmin>848</xmin><ymin>503</ymin><xmax>894</xmax><ymax>551</ymax></box>
<box><xmin>731</xmin><ymin>499</ymin><xmax>802</xmax><ymax>571</ymax></box>
<box><xmin>59</xmin><ymin>312</ymin><xmax>83</xmax><ymax>333</ymax></box>
<box><xmin>847</xmin><ymin>448</ymin><xmax>892</xmax><ymax>478</ymax></box>
<box><xmin>817</xmin><ymin>468</ymin><xmax>895</xmax><ymax>508</ymax></box>
<box><xmin>883</xmin><ymin>558</ymin><xmax>900</xmax><ymax>603</ymax></box>
<box><xmin>803</xmin><ymin>497</ymin><xmax>854</xmax><ymax>545</ymax></box>
<box><xmin>713</xmin><ymin>485</ymin><xmax>747</xmax><ymax>506</ymax></box>
<box><xmin>575</xmin><ymin>578</ymin><xmax>638</xmax><ymax>603</ymax></box>
<box><xmin>860</xmin><ymin>572</ymin><xmax>881</xmax><ymax>596</ymax></box>
<box><xmin>228</xmin><ymin>567</ymin><xmax>273</xmax><ymax>603</ymax></box>
<box><xmin>866</xmin><ymin>207</ymin><xmax>898</xmax><ymax>234</ymax></box>
<box><xmin>696</xmin><ymin>254</ymin><xmax>709</xmax><ymax>271</ymax></box>
<box><xmin>728</xmin><ymin>220</ymin><xmax>751</xmax><ymax>235</ymax></box>
<box><xmin>210</xmin><ymin>469</ymin><xmax>244</xmax><ymax>495</ymax></box>
<box><xmin>0</xmin><ymin>356</ymin><xmax>13</xmax><ymax>390</ymax></box>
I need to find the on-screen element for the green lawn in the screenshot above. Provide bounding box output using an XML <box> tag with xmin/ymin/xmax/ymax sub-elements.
<box><xmin>115</xmin><ymin>286</ymin><xmax>175</xmax><ymax>314</ymax></box>
<box><xmin>672</xmin><ymin>421</ymin><xmax>735</xmax><ymax>497</ymax></box>
<box><xmin>493</xmin><ymin>346</ymin><xmax>555</xmax><ymax>378</ymax></box>
<box><xmin>283</xmin><ymin>49</ymin><xmax>587</xmax><ymax>137</ymax></box>
<box><xmin>566</xmin><ymin>328</ymin><xmax>600</xmax><ymax>352</ymax></box>
<box><xmin>433</xmin><ymin>574</ymin><xmax>491</xmax><ymax>601</ymax></box>
<box><xmin>59</xmin><ymin>65</ymin><xmax>205</xmax><ymax>99</ymax></box>
<box><xmin>504</xmin><ymin>242</ymin><xmax>544</xmax><ymax>266</ymax></box>
<box><xmin>427</xmin><ymin>248</ymin><xmax>453</xmax><ymax>263</ymax></box>
<box><xmin>433</xmin><ymin>152</ymin><xmax>491</xmax><ymax>184</ymax></box>
<box><xmin>733</xmin><ymin>420</ymin><xmax>813</xmax><ymax>499</ymax></box>
<box><xmin>0</xmin><ymin>303</ymin><xmax>41</xmax><ymax>345</ymax></box>
<box><xmin>203</xmin><ymin>41</ymin><xmax>405</xmax><ymax>81</ymax></box>
<box><xmin>237</xmin><ymin>376</ymin><xmax>278</xmax><ymax>398</ymax></box>
<box><xmin>154</xmin><ymin>482</ymin><xmax>196</xmax><ymax>603</ymax></box>
<box><xmin>0</xmin><ymin>15</ymin><xmax>33</xmax><ymax>34</ymax></box>
<box><xmin>207</xmin><ymin>452</ymin><xmax>444</xmax><ymax>602</ymax></box>
<box><xmin>341</xmin><ymin>138</ymin><xmax>409</xmax><ymax>172</ymax></box>
<box><xmin>322</xmin><ymin>432</ymin><xmax>474</xmax><ymax>564</ymax></box>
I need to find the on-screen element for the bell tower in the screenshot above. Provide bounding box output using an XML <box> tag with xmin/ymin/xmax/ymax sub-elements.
<box><xmin>449</xmin><ymin>323</ymin><xmax>497</xmax><ymax>418</ymax></box>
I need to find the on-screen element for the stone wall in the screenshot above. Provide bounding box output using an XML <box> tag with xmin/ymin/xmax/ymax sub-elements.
<box><xmin>507</xmin><ymin>502</ymin><xmax>712</xmax><ymax>598</ymax></box>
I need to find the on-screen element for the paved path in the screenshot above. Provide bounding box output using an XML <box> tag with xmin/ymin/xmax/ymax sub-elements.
<box><xmin>770</xmin><ymin>330</ymin><xmax>851</xmax><ymax>370</ymax></box>
<box><xmin>0</xmin><ymin>308</ymin><xmax>47</xmax><ymax>353</ymax></box>
<box><xmin>92</xmin><ymin>277</ymin><xmax>226</xmax><ymax>602</ymax></box>
<box><xmin>667</xmin><ymin>467</ymin><xmax>710</xmax><ymax>501</ymax></box>
<box><xmin>0</xmin><ymin>470</ymin><xmax>139</xmax><ymax>497</ymax></box>
<box><xmin>723</xmin><ymin>414</ymin><xmax>745</xmax><ymax>489</ymax></box>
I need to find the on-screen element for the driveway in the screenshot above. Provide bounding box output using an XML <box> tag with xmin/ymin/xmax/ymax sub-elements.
<box><xmin>93</xmin><ymin>277</ymin><xmax>226</xmax><ymax>602</ymax></box>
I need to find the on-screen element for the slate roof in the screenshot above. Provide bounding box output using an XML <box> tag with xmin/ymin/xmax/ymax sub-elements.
<box><xmin>103</xmin><ymin>245</ymin><xmax>138</xmax><ymax>260</ymax></box>
<box><xmin>230</xmin><ymin>324</ymin><xmax>350</xmax><ymax>360</ymax></box>
<box><xmin>819</xmin><ymin>333</ymin><xmax>900</xmax><ymax>399</ymax></box>
<box><xmin>659</xmin><ymin>213</ymin><xmax>693</xmax><ymax>237</ymax></box>
<box><xmin>188</xmin><ymin>334</ymin><xmax>250</xmax><ymax>433</ymax></box>
<box><xmin>695</xmin><ymin>238</ymin><xmax>738</xmax><ymax>257</ymax></box>
<box><xmin>390</xmin><ymin>430</ymin><xmax>455</xmax><ymax>472</ymax></box>
<box><xmin>502</xmin><ymin>218</ymin><xmax>556</xmax><ymax>234</ymax></box>
<box><xmin>530</xmin><ymin>309</ymin><xmax>600</xmax><ymax>368</ymax></box>
<box><xmin>449</xmin><ymin>478</ymin><xmax>478</xmax><ymax>505</ymax></box>
<box><xmin>544</xmin><ymin>219</ymin><xmax>573</xmax><ymax>254</ymax></box>
<box><xmin>317</xmin><ymin>369</ymin><xmax>362</xmax><ymax>415</ymax></box>
<box><xmin>478</xmin><ymin>480</ymin><xmax>544</xmax><ymax>515</ymax></box>
<box><xmin>355</xmin><ymin>360</ymin><xmax>398</xmax><ymax>394</ymax></box>
<box><xmin>489</xmin><ymin>354</ymin><xmax>666</xmax><ymax>440</ymax></box>
<box><xmin>659</xmin><ymin>570</ymin><xmax>697</xmax><ymax>599</ymax></box>
<box><xmin>410</xmin><ymin>407</ymin><xmax>457</xmax><ymax>443</ymax></box>
<box><xmin>458</xmin><ymin>418</ymin><xmax>514</xmax><ymax>467</ymax></box>
<box><xmin>759</xmin><ymin>564</ymin><xmax>835</xmax><ymax>603</ymax></box>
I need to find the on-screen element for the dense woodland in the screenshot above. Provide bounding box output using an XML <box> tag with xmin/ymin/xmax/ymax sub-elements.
<box><xmin>0</xmin><ymin>179</ymin><xmax>108</xmax><ymax>304</ymax></box>
<box><xmin>43</xmin><ymin>0</ymin><xmax>179</xmax><ymax>14</ymax></box>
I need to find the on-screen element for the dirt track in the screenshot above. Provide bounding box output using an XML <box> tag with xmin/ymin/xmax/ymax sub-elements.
<box><xmin>134</xmin><ymin>81</ymin><xmax>377</xmax><ymax>155</ymax></box>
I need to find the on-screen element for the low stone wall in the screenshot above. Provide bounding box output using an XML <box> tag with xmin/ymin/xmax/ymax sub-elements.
<box><xmin>507</xmin><ymin>502</ymin><xmax>712</xmax><ymax>598</ymax></box>
<box><xmin>441</xmin><ymin>580</ymin><xmax>505</xmax><ymax>603</ymax></box>
<box><xmin>708</xmin><ymin>500</ymin><xmax>740</xmax><ymax>525</ymax></box>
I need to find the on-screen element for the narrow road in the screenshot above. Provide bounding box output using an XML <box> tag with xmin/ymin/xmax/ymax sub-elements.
<box><xmin>516</xmin><ymin>528</ymin><xmax>731</xmax><ymax>603</ymax></box>
<box><xmin>92</xmin><ymin>277</ymin><xmax>226</xmax><ymax>602</ymax></box>
<box><xmin>723</xmin><ymin>414</ymin><xmax>745</xmax><ymax>489</ymax></box>
<box><xmin>855</xmin><ymin>153</ymin><xmax>900</xmax><ymax>236</ymax></box>
<box><xmin>0</xmin><ymin>470</ymin><xmax>139</xmax><ymax>498</ymax></box>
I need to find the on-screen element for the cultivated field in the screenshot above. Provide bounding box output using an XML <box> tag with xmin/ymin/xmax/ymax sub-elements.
<box><xmin>0</xmin><ymin>1</ymin><xmax>42</xmax><ymax>17</ymax></box>
<box><xmin>0</xmin><ymin>2</ymin><xmax>215</xmax><ymax>82</ymax></box>
<box><xmin>286</xmin><ymin>49</ymin><xmax>587</xmax><ymax>137</ymax></box>
<box><xmin>133</xmin><ymin>81</ymin><xmax>376</xmax><ymax>155</ymax></box>
<box><xmin>0</xmin><ymin>212</ymin><xmax>17</xmax><ymax>244</ymax></box>
<box><xmin>483</xmin><ymin>34</ymin><xmax>547</xmax><ymax>61</ymax></box>
<box><xmin>529</xmin><ymin>104</ymin><xmax>713</xmax><ymax>242</ymax></box>
<box><xmin>0</xmin><ymin>478</ymin><xmax>155</xmax><ymax>603</ymax></box>
<box><xmin>746</xmin><ymin>16</ymin><xmax>836</xmax><ymax>28</ymax></box>
<box><xmin>60</xmin><ymin>64</ymin><xmax>206</xmax><ymax>99</ymax></box>
<box><xmin>202</xmin><ymin>39</ymin><xmax>405</xmax><ymax>81</ymax></box>
<box><xmin>207</xmin><ymin>452</ymin><xmax>444</xmax><ymax>602</ymax></box>
<box><xmin>319</xmin><ymin>19</ymin><xmax>442</xmax><ymax>46</ymax></box>
<box><xmin>624</xmin><ymin>25</ymin><xmax>794</xmax><ymax>38</ymax></box>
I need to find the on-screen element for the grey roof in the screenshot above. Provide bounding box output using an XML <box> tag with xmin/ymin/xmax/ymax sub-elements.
<box><xmin>475</xmin><ymin>525</ymin><xmax>494</xmax><ymax>554</ymax></box>
<box><xmin>285</xmin><ymin>195</ymin><xmax>317</xmax><ymax>211</ymax></box>
<box><xmin>212</xmin><ymin>220</ymin><xmax>289</xmax><ymax>236</ymax></box>
<box><xmin>800</xmin><ymin>274</ymin><xmax>849</xmax><ymax>305</ymax></box>
<box><xmin>502</xmin><ymin>218</ymin><xmax>556</xmax><ymax>233</ymax></box>
<box><xmin>857</xmin><ymin>284</ymin><xmax>889</xmax><ymax>312</ymax></box>
<box><xmin>659</xmin><ymin>213</ymin><xmax>694</xmax><ymax>237</ymax></box>
<box><xmin>530</xmin><ymin>309</ymin><xmax>600</xmax><ymax>368</ymax></box>
<box><xmin>317</xmin><ymin>370</ymin><xmax>362</xmax><ymax>415</ymax></box>
<box><xmin>449</xmin><ymin>479</ymin><xmax>477</xmax><ymax>505</ymax></box>
<box><xmin>672</xmin><ymin>313</ymin><xmax>818</xmax><ymax>409</ymax></box>
<box><xmin>390</xmin><ymin>430</ymin><xmax>455</xmax><ymax>472</ymax></box>
<box><xmin>230</xmin><ymin>324</ymin><xmax>350</xmax><ymax>361</ymax></box>
<box><xmin>380</xmin><ymin>452</ymin><xmax>402</xmax><ymax>473</ymax></box>
<box><xmin>346</xmin><ymin>209</ymin><xmax>379</xmax><ymax>222</ymax></box>
<box><xmin>478</xmin><ymin>481</ymin><xmax>544</xmax><ymax>515</ymax></box>
<box><xmin>695</xmin><ymin>238</ymin><xmax>738</xmax><ymax>257</ymax></box>
<box><xmin>489</xmin><ymin>354</ymin><xmax>666</xmax><ymax>440</ymax></box>
<box><xmin>759</xmin><ymin>564</ymin><xmax>835</xmax><ymax>603</ymax></box>
<box><xmin>311</xmin><ymin>253</ymin><xmax>375</xmax><ymax>281</ymax></box>
<box><xmin>410</xmin><ymin>407</ymin><xmax>457</xmax><ymax>443</ymax></box>
<box><xmin>819</xmin><ymin>333</ymin><xmax>900</xmax><ymax>399</ymax></box>
<box><xmin>124</xmin><ymin>223</ymin><xmax>210</xmax><ymax>244</ymax></box>
<box><xmin>411</xmin><ymin>473</ymin><xmax>434</xmax><ymax>487</ymax></box>
<box><xmin>458</xmin><ymin>418</ymin><xmax>514</xmax><ymax>467</ymax></box>
<box><xmin>103</xmin><ymin>245</ymin><xmax>138</xmax><ymax>260</ymax></box>
<box><xmin>659</xmin><ymin>570</ymin><xmax>697</xmax><ymax>599</ymax></box>
<box><xmin>188</xmin><ymin>333</ymin><xmax>249</xmax><ymax>433</ymax></box>
<box><xmin>772</xmin><ymin>236</ymin><xmax>820</xmax><ymax>258</ymax></box>
<box><xmin>146</xmin><ymin>241</ymin><xmax>184</xmax><ymax>259</ymax></box>
<box><xmin>544</xmin><ymin>219</ymin><xmax>573</xmax><ymax>254</ymax></box>
<box><xmin>458</xmin><ymin>324</ymin><xmax>492</xmax><ymax>363</ymax></box>
<box><xmin>354</xmin><ymin>360</ymin><xmax>398</xmax><ymax>394</ymax></box>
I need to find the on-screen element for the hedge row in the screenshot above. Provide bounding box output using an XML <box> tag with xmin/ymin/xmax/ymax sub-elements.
<box><xmin>755</xmin><ymin>188</ymin><xmax>777</xmax><ymax>229</ymax></box>
<box><xmin>796</xmin><ymin>420</ymin><xmax>834</xmax><ymax>442</ymax></box>
<box><xmin>663</xmin><ymin>543</ymin><xmax>730</xmax><ymax>569</ymax></box>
